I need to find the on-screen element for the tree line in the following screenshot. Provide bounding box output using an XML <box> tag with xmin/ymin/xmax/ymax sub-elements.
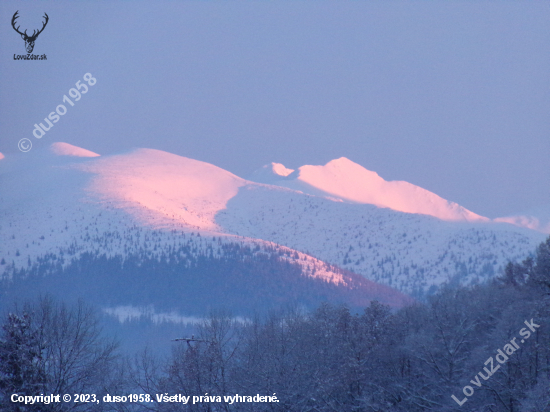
<box><xmin>1</xmin><ymin>238</ymin><xmax>550</xmax><ymax>411</ymax></box>
<box><xmin>1</xmin><ymin>241</ymin><xmax>403</xmax><ymax>317</ymax></box>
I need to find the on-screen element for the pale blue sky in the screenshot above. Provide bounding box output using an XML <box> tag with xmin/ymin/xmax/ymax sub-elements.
<box><xmin>1</xmin><ymin>1</ymin><xmax>549</xmax><ymax>218</ymax></box>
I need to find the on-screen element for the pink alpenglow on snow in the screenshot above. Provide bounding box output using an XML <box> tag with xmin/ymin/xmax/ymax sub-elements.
<box><xmin>251</xmin><ymin>157</ymin><xmax>488</xmax><ymax>222</ymax></box>
<box><xmin>495</xmin><ymin>216</ymin><xmax>550</xmax><ymax>234</ymax></box>
<box><xmin>50</xmin><ymin>142</ymin><xmax>100</xmax><ymax>157</ymax></box>
<box><xmin>74</xmin><ymin>148</ymin><xmax>247</xmax><ymax>230</ymax></box>
<box><xmin>248</xmin><ymin>162</ymin><xmax>295</xmax><ymax>184</ymax></box>
<box><xmin>272</xmin><ymin>163</ymin><xmax>294</xmax><ymax>177</ymax></box>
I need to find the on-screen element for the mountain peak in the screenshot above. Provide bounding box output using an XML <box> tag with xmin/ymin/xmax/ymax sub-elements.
<box><xmin>73</xmin><ymin>148</ymin><xmax>246</xmax><ymax>231</ymax></box>
<box><xmin>250</xmin><ymin>157</ymin><xmax>487</xmax><ymax>222</ymax></box>
<box><xmin>272</xmin><ymin>162</ymin><xmax>294</xmax><ymax>177</ymax></box>
<box><xmin>50</xmin><ymin>142</ymin><xmax>100</xmax><ymax>158</ymax></box>
<box><xmin>248</xmin><ymin>162</ymin><xmax>295</xmax><ymax>184</ymax></box>
<box><xmin>326</xmin><ymin>156</ymin><xmax>370</xmax><ymax>169</ymax></box>
<box><xmin>295</xmin><ymin>157</ymin><xmax>382</xmax><ymax>186</ymax></box>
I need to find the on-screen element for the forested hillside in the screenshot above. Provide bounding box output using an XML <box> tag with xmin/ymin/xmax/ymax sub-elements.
<box><xmin>1</xmin><ymin>238</ymin><xmax>549</xmax><ymax>411</ymax></box>
<box><xmin>0</xmin><ymin>240</ymin><xmax>410</xmax><ymax>316</ymax></box>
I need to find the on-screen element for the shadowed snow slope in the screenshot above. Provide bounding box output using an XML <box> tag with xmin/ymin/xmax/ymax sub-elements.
<box><xmin>249</xmin><ymin>158</ymin><xmax>488</xmax><ymax>222</ymax></box>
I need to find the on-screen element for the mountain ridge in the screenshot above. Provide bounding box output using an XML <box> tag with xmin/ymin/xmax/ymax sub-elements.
<box><xmin>0</xmin><ymin>143</ymin><xmax>546</xmax><ymax>300</ymax></box>
<box><xmin>249</xmin><ymin>157</ymin><xmax>488</xmax><ymax>223</ymax></box>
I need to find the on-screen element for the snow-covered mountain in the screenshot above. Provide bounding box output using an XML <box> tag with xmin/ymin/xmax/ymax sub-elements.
<box><xmin>0</xmin><ymin>143</ymin><xmax>545</xmax><ymax>304</ymax></box>
<box><xmin>0</xmin><ymin>143</ymin><xmax>412</xmax><ymax>313</ymax></box>
<box><xmin>0</xmin><ymin>144</ymin><xmax>341</xmax><ymax>283</ymax></box>
<box><xmin>248</xmin><ymin>158</ymin><xmax>487</xmax><ymax>222</ymax></box>
<box><xmin>218</xmin><ymin>186</ymin><xmax>543</xmax><ymax>295</ymax></box>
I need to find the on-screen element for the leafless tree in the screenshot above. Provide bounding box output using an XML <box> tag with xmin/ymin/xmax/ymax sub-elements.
<box><xmin>0</xmin><ymin>297</ymin><xmax>120</xmax><ymax>411</ymax></box>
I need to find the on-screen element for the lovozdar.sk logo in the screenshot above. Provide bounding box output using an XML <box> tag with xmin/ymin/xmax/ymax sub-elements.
<box><xmin>11</xmin><ymin>10</ymin><xmax>48</xmax><ymax>59</ymax></box>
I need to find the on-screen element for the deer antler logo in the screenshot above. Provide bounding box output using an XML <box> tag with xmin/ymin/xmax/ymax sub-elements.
<box><xmin>12</xmin><ymin>11</ymin><xmax>49</xmax><ymax>54</ymax></box>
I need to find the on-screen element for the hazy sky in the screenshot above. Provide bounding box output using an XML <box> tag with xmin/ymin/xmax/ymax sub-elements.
<box><xmin>1</xmin><ymin>1</ymin><xmax>549</xmax><ymax>219</ymax></box>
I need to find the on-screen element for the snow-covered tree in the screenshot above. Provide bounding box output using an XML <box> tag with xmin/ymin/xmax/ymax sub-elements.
<box><xmin>0</xmin><ymin>311</ymin><xmax>45</xmax><ymax>411</ymax></box>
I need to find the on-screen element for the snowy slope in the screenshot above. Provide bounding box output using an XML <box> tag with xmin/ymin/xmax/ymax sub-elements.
<box><xmin>50</xmin><ymin>142</ymin><xmax>100</xmax><ymax>157</ymax></box>
<box><xmin>0</xmin><ymin>144</ymin><xmax>395</xmax><ymax>297</ymax></box>
<box><xmin>248</xmin><ymin>158</ymin><xmax>487</xmax><ymax>222</ymax></box>
<box><xmin>74</xmin><ymin>148</ymin><xmax>247</xmax><ymax>231</ymax></box>
<box><xmin>217</xmin><ymin>184</ymin><xmax>543</xmax><ymax>295</ymax></box>
<box><xmin>0</xmin><ymin>143</ymin><xmax>545</xmax><ymax>299</ymax></box>
<box><xmin>494</xmin><ymin>205</ymin><xmax>550</xmax><ymax>234</ymax></box>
